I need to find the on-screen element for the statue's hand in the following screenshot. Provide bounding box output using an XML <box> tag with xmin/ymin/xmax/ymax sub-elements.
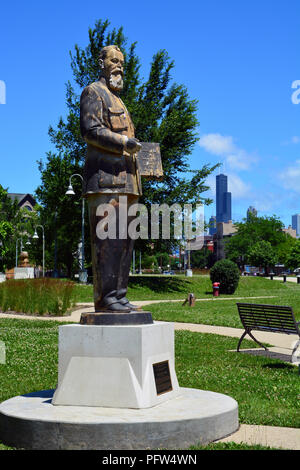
<box><xmin>125</xmin><ymin>138</ymin><xmax>142</xmax><ymax>154</ymax></box>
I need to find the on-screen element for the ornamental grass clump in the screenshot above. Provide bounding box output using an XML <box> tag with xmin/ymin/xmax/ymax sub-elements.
<box><xmin>0</xmin><ymin>278</ymin><xmax>75</xmax><ymax>316</ymax></box>
<box><xmin>210</xmin><ymin>259</ymin><xmax>240</xmax><ymax>294</ymax></box>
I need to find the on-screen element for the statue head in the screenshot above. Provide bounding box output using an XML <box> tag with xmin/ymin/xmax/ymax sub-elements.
<box><xmin>99</xmin><ymin>45</ymin><xmax>124</xmax><ymax>93</ymax></box>
<box><xmin>19</xmin><ymin>251</ymin><xmax>30</xmax><ymax>267</ymax></box>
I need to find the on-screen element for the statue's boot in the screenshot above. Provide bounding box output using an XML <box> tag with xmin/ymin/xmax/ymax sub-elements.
<box><xmin>118</xmin><ymin>297</ymin><xmax>140</xmax><ymax>310</ymax></box>
<box><xmin>99</xmin><ymin>297</ymin><xmax>131</xmax><ymax>313</ymax></box>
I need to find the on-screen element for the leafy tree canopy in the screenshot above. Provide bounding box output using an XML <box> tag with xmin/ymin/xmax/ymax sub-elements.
<box><xmin>225</xmin><ymin>214</ymin><xmax>291</xmax><ymax>266</ymax></box>
<box><xmin>35</xmin><ymin>19</ymin><xmax>217</xmax><ymax>275</ymax></box>
<box><xmin>285</xmin><ymin>240</ymin><xmax>300</xmax><ymax>271</ymax></box>
<box><xmin>190</xmin><ymin>246</ymin><xmax>214</xmax><ymax>269</ymax></box>
<box><xmin>248</xmin><ymin>240</ymin><xmax>277</xmax><ymax>273</ymax></box>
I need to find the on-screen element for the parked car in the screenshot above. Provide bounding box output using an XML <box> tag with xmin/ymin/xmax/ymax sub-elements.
<box><xmin>294</xmin><ymin>268</ymin><xmax>300</xmax><ymax>273</ymax></box>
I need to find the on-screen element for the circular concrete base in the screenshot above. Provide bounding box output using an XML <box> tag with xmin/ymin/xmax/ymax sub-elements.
<box><xmin>0</xmin><ymin>388</ymin><xmax>239</xmax><ymax>450</ymax></box>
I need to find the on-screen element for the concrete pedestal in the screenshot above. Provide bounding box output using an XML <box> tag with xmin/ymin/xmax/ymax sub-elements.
<box><xmin>52</xmin><ymin>322</ymin><xmax>180</xmax><ymax>408</ymax></box>
<box><xmin>0</xmin><ymin>321</ymin><xmax>239</xmax><ymax>449</ymax></box>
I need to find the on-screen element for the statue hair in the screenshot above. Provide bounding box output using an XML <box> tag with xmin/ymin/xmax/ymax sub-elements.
<box><xmin>99</xmin><ymin>45</ymin><xmax>122</xmax><ymax>66</ymax></box>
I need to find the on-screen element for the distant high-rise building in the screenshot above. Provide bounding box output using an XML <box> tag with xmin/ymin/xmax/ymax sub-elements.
<box><xmin>208</xmin><ymin>216</ymin><xmax>217</xmax><ymax>235</ymax></box>
<box><xmin>216</xmin><ymin>174</ymin><xmax>232</xmax><ymax>223</ymax></box>
<box><xmin>247</xmin><ymin>206</ymin><xmax>257</xmax><ymax>220</ymax></box>
<box><xmin>283</xmin><ymin>226</ymin><xmax>297</xmax><ymax>238</ymax></box>
<box><xmin>292</xmin><ymin>214</ymin><xmax>300</xmax><ymax>237</ymax></box>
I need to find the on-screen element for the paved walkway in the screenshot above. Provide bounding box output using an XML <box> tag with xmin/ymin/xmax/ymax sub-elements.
<box><xmin>269</xmin><ymin>276</ymin><xmax>298</xmax><ymax>283</ymax></box>
<box><xmin>1</xmin><ymin>297</ymin><xmax>299</xmax><ymax>450</ymax></box>
<box><xmin>216</xmin><ymin>424</ymin><xmax>300</xmax><ymax>449</ymax></box>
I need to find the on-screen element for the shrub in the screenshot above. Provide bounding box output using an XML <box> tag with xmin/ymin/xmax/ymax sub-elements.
<box><xmin>210</xmin><ymin>259</ymin><xmax>240</xmax><ymax>294</ymax></box>
<box><xmin>0</xmin><ymin>278</ymin><xmax>75</xmax><ymax>316</ymax></box>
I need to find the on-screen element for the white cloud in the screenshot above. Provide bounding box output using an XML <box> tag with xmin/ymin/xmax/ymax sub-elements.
<box><xmin>199</xmin><ymin>133</ymin><xmax>258</xmax><ymax>171</ymax></box>
<box><xmin>226</xmin><ymin>150</ymin><xmax>254</xmax><ymax>171</ymax></box>
<box><xmin>281</xmin><ymin>136</ymin><xmax>300</xmax><ymax>145</ymax></box>
<box><xmin>279</xmin><ymin>159</ymin><xmax>300</xmax><ymax>193</ymax></box>
<box><xmin>228</xmin><ymin>173</ymin><xmax>252</xmax><ymax>199</ymax></box>
<box><xmin>199</xmin><ymin>134</ymin><xmax>235</xmax><ymax>155</ymax></box>
<box><xmin>251</xmin><ymin>194</ymin><xmax>277</xmax><ymax>213</ymax></box>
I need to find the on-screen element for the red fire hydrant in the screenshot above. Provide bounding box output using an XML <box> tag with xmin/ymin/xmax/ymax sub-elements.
<box><xmin>213</xmin><ymin>282</ymin><xmax>220</xmax><ymax>297</ymax></box>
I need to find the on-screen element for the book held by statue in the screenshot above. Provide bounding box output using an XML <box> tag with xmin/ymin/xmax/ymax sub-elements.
<box><xmin>136</xmin><ymin>143</ymin><xmax>163</xmax><ymax>180</ymax></box>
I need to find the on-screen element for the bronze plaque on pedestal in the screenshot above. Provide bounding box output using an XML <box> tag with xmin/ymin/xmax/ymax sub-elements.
<box><xmin>153</xmin><ymin>360</ymin><xmax>172</xmax><ymax>395</ymax></box>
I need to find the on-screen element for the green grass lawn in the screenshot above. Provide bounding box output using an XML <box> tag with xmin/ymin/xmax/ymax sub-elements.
<box><xmin>2</xmin><ymin>277</ymin><xmax>299</xmax><ymax>328</ymax></box>
<box><xmin>72</xmin><ymin>275</ymin><xmax>300</xmax><ymax>303</ymax></box>
<box><xmin>144</xmin><ymin>278</ymin><xmax>300</xmax><ymax>328</ymax></box>
<box><xmin>147</xmin><ymin>297</ymin><xmax>300</xmax><ymax>329</ymax></box>
<box><xmin>191</xmin><ymin>442</ymin><xmax>278</xmax><ymax>450</ymax></box>
<box><xmin>0</xmin><ymin>441</ymin><xmax>279</xmax><ymax>451</ymax></box>
<box><xmin>175</xmin><ymin>330</ymin><xmax>299</xmax><ymax>429</ymax></box>
<box><xmin>72</xmin><ymin>276</ymin><xmax>300</xmax><ymax>328</ymax></box>
<box><xmin>1</xmin><ymin>278</ymin><xmax>299</xmax><ymax>449</ymax></box>
<box><xmin>0</xmin><ymin>318</ymin><xmax>298</xmax><ymax>452</ymax></box>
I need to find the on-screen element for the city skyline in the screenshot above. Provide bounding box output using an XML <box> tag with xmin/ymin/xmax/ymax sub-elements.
<box><xmin>292</xmin><ymin>214</ymin><xmax>300</xmax><ymax>237</ymax></box>
<box><xmin>207</xmin><ymin>172</ymin><xmax>298</xmax><ymax>232</ymax></box>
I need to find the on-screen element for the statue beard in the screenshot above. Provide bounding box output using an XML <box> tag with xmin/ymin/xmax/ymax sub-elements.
<box><xmin>108</xmin><ymin>72</ymin><xmax>123</xmax><ymax>93</ymax></box>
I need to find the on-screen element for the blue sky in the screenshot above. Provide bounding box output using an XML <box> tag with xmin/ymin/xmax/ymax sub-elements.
<box><xmin>0</xmin><ymin>0</ymin><xmax>299</xmax><ymax>227</ymax></box>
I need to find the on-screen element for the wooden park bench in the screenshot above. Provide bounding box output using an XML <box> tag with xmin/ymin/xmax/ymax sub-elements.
<box><xmin>236</xmin><ymin>303</ymin><xmax>300</xmax><ymax>355</ymax></box>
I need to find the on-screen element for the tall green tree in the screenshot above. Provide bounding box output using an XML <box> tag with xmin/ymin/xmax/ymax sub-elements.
<box><xmin>36</xmin><ymin>19</ymin><xmax>217</xmax><ymax>275</ymax></box>
<box><xmin>190</xmin><ymin>246</ymin><xmax>214</xmax><ymax>269</ymax></box>
<box><xmin>225</xmin><ymin>214</ymin><xmax>290</xmax><ymax>267</ymax></box>
<box><xmin>0</xmin><ymin>186</ymin><xmax>15</xmax><ymax>270</ymax></box>
<box><xmin>285</xmin><ymin>240</ymin><xmax>300</xmax><ymax>271</ymax></box>
<box><xmin>35</xmin><ymin>153</ymin><xmax>84</xmax><ymax>277</ymax></box>
<box><xmin>248</xmin><ymin>240</ymin><xmax>277</xmax><ymax>274</ymax></box>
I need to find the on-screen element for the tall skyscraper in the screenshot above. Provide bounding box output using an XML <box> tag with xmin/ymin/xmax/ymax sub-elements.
<box><xmin>247</xmin><ymin>206</ymin><xmax>257</xmax><ymax>220</ymax></box>
<box><xmin>216</xmin><ymin>174</ymin><xmax>232</xmax><ymax>223</ymax></box>
<box><xmin>292</xmin><ymin>214</ymin><xmax>300</xmax><ymax>237</ymax></box>
<box><xmin>208</xmin><ymin>215</ymin><xmax>217</xmax><ymax>235</ymax></box>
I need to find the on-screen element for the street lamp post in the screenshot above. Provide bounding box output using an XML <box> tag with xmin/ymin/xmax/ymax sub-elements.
<box><xmin>66</xmin><ymin>174</ymin><xmax>87</xmax><ymax>284</ymax></box>
<box><xmin>15</xmin><ymin>239</ymin><xmax>20</xmax><ymax>268</ymax></box>
<box><xmin>132</xmin><ymin>249</ymin><xmax>135</xmax><ymax>275</ymax></box>
<box><xmin>53</xmin><ymin>210</ymin><xmax>58</xmax><ymax>278</ymax></box>
<box><xmin>33</xmin><ymin>225</ymin><xmax>45</xmax><ymax>277</ymax></box>
<box><xmin>185</xmin><ymin>239</ymin><xmax>193</xmax><ymax>277</ymax></box>
<box><xmin>139</xmin><ymin>251</ymin><xmax>142</xmax><ymax>274</ymax></box>
<box><xmin>15</xmin><ymin>238</ymin><xmax>24</xmax><ymax>268</ymax></box>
